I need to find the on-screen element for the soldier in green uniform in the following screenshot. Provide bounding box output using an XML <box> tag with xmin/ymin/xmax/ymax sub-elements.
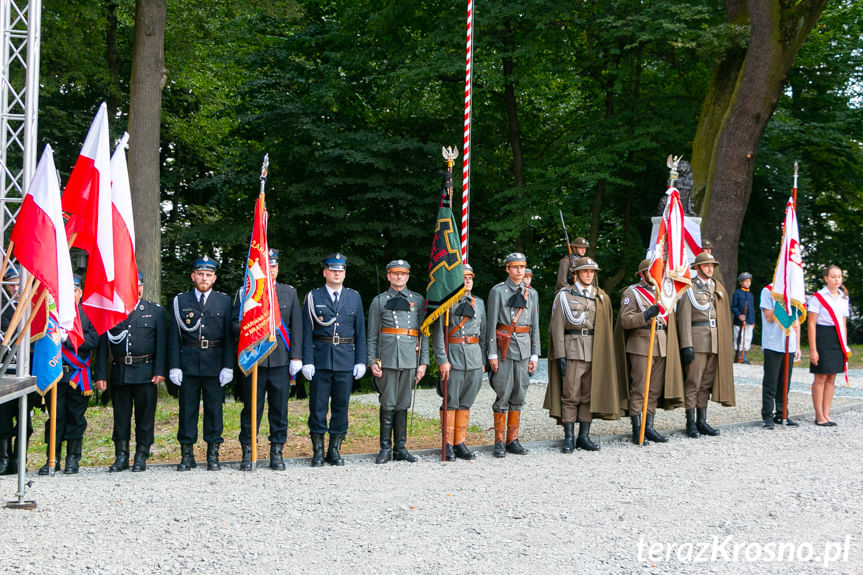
<box><xmin>556</xmin><ymin>237</ymin><xmax>590</xmax><ymax>292</ymax></box>
<box><xmin>431</xmin><ymin>264</ymin><xmax>488</xmax><ymax>461</ymax></box>
<box><xmin>676</xmin><ymin>251</ymin><xmax>735</xmax><ymax>437</ymax></box>
<box><xmin>487</xmin><ymin>253</ymin><xmax>540</xmax><ymax>457</ymax></box>
<box><xmin>367</xmin><ymin>260</ymin><xmax>429</xmax><ymax>464</ymax></box>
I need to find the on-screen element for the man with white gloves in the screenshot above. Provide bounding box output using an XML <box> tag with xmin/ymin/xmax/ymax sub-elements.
<box><xmin>169</xmin><ymin>256</ymin><xmax>235</xmax><ymax>471</ymax></box>
<box><xmin>301</xmin><ymin>253</ymin><xmax>367</xmax><ymax>467</ymax></box>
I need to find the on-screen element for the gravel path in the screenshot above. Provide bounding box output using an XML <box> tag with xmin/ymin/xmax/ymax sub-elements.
<box><xmin>1</xmin><ymin>363</ymin><xmax>860</xmax><ymax>574</ymax></box>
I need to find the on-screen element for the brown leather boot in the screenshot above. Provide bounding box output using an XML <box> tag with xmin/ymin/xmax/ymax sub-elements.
<box><xmin>505</xmin><ymin>410</ymin><xmax>528</xmax><ymax>455</ymax></box>
<box><xmin>493</xmin><ymin>412</ymin><xmax>507</xmax><ymax>458</ymax></box>
<box><xmin>453</xmin><ymin>410</ymin><xmax>475</xmax><ymax>460</ymax></box>
<box><xmin>439</xmin><ymin>410</ymin><xmax>456</xmax><ymax>461</ymax></box>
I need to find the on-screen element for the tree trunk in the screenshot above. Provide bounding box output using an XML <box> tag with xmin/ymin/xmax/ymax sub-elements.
<box><xmin>127</xmin><ymin>0</ymin><xmax>167</xmax><ymax>302</ymax></box>
<box><xmin>691</xmin><ymin>0</ymin><xmax>827</xmax><ymax>284</ymax></box>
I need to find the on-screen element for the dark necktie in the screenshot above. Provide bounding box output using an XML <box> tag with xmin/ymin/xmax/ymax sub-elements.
<box><xmin>333</xmin><ymin>291</ymin><xmax>339</xmax><ymax>307</ymax></box>
<box><xmin>453</xmin><ymin>298</ymin><xmax>475</xmax><ymax>318</ymax></box>
<box><xmin>384</xmin><ymin>295</ymin><xmax>411</xmax><ymax>311</ymax></box>
<box><xmin>507</xmin><ymin>287</ymin><xmax>527</xmax><ymax>308</ymax></box>
<box><xmin>199</xmin><ymin>293</ymin><xmax>205</xmax><ymax>307</ymax></box>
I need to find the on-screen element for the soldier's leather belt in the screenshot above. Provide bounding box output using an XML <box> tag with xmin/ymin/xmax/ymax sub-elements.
<box><xmin>692</xmin><ymin>320</ymin><xmax>717</xmax><ymax>327</ymax></box>
<box><xmin>114</xmin><ymin>354</ymin><xmax>153</xmax><ymax>366</ymax></box>
<box><xmin>314</xmin><ymin>335</ymin><xmax>354</xmax><ymax>346</ymax></box>
<box><xmin>448</xmin><ymin>336</ymin><xmax>479</xmax><ymax>345</ymax></box>
<box><xmin>497</xmin><ymin>324</ymin><xmax>531</xmax><ymax>334</ymax></box>
<box><xmin>640</xmin><ymin>324</ymin><xmax>665</xmax><ymax>331</ymax></box>
<box><xmin>183</xmin><ymin>339</ymin><xmax>223</xmax><ymax>349</ymax></box>
<box><xmin>564</xmin><ymin>329</ymin><xmax>594</xmax><ymax>336</ymax></box>
<box><xmin>381</xmin><ymin>328</ymin><xmax>419</xmax><ymax>336</ymax></box>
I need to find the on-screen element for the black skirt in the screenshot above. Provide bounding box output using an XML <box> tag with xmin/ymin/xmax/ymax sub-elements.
<box><xmin>810</xmin><ymin>324</ymin><xmax>846</xmax><ymax>374</ymax></box>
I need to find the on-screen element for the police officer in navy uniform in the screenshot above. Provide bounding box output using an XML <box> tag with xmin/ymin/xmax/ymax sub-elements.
<box><xmin>232</xmin><ymin>248</ymin><xmax>303</xmax><ymax>471</ymax></box>
<box><xmin>93</xmin><ymin>273</ymin><xmax>166</xmax><ymax>472</ymax></box>
<box><xmin>169</xmin><ymin>256</ymin><xmax>235</xmax><ymax>471</ymax></box>
<box><xmin>302</xmin><ymin>253</ymin><xmax>366</xmax><ymax>467</ymax></box>
<box><xmin>38</xmin><ymin>273</ymin><xmax>99</xmax><ymax>475</ymax></box>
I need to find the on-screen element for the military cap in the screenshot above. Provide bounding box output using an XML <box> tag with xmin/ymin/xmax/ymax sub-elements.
<box><xmin>268</xmin><ymin>248</ymin><xmax>279</xmax><ymax>265</ymax></box>
<box><xmin>321</xmin><ymin>253</ymin><xmax>347</xmax><ymax>270</ymax></box>
<box><xmin>573</xmin><ymin>257</ymin><xmax>600</xmax><ymax>272</ymax></box>
<box><xmin>3</xmin><ymin>265</ymin><xmax>19</xmax><ymax>281</ymax></box>
<box><xmin>462</xmin><ymin>263</ymin><xmax>475</xmax><ymax>277</ymax></box>
<box><xmin>635</xmin><ymin>258</ymin><xmax>651</xmax><ymax>276</ymax></box>
<box><xmin>573</xmin><ymin>237</ymin><xmax>590</xmax><ymax>249</ymax></box>
<box><xmin>504</xmin><ymin>252</ymin><xmax>527</xmax><ymax>266</ymax></box>
<box><xmin>737</xmin><ymin>272</ymin><xmax>752</xmax><ymax>282</ymax></box>
<box><xmin>137</xmin><ymin>272</ymin><xmax>144</xmax><ymax>285</ymax></box>
<box><xmin>73</xmin><ymin>273</ymin><xmax>82</xmax><ymax>288</ymax></box>
<box><xmin>694</xmin><ymin>252</ymin><xmax>719</xmax><ymax>267</ymax></box>
<box><xmin>386</xmin><ymin>259</ymin><xmax>411</xmax><ymax>273</ymax></box>
<box><xmin>701</xmin><ymin>239</ymin><xmax>713</xmax><ymax>250</ymax></box>
<box><xmin>524</xmin><ymin>268</ymin><xmax>533</xmax><ymax>276</ymax></box>
<box><xmin>193</xmin><ymin>255</ymin><xmax>218</xmax><ymax>272</ymax></box>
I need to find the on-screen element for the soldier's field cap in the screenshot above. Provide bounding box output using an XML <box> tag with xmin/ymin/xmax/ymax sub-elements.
<box><xmin>504</xmin><ymin>252</ymin><xmax>527</xmax><ymax>266</ymax></box>
<box><xmin>738</xmin><ymin>272</ymin><xmax>752</xmax><ymax>282</ymax></box>
<box><xmin>322</xmin><ymin>253</ymin><xmax>347</xmax><ymax>270</ymax></box>
<box><xmin>137</xmin><ymin>272</ymin><xmax>144</xmax><ymax>285</ymax></box>
<box><xmin>73</xmin><ymin>273</ymin><xmax>82</xmax><ymax>288</ymax></box>
<box><xmin>574</xmin><ymin>257</ymin><xmax>600</xmax><ymax>272</ymax></box>
<box><xmin>386</xmin><ymin>259</ymin><xmax>411</xmax><ymax>273</ymax></box>
<box><xmin>193</xmin><ymin>255</ymin><xmax>218</xmax><ymax>272</ymax></box>
<box><xmin>268</xmin><ymin>248</ymin><xmax>279</xmax><ymax>265</ymax></box>
<box><xmin>3</xmin><ymin>265</ymin><xmax>19</xmax><ymax>280</ymax></box>
<box><xmin>635</xmin><ymin>258</ymin><xmax>651</xmax><ymax>276</ymax></box>
<box><xmin>573</xmin><ymin>237</ymin><xmax>590</xmax><ymax>249</ymax></box>
<box><xmin>701</xmin><ymin>239</ymin><xmax>713</xmax><ymax>250</ymax></box>
<box><xmin>463</xmin><ymin>263</ymin><xmax>475</xmax><ymax>277</ymax></box>
<box><xmin>525</xmin><ymin>268</ymin><xmax>533</xmax><ymax>276</ymax></box>
<box><xmin>694</xmin><ymin>252</ymin><xmax>719</xmax><ymax>267</ymax></box>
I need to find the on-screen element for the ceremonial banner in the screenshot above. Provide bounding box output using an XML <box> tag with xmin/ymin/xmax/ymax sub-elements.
<box><xmin>32</xmin><ymin>311</ymin><xmax>63</xmax><ymax>395</ymax></box>
<box><xmin>237</xmin><ymin>192</ymin><xmax>280</xmax><ymax>375</ymax></box>
<box><xmin>648</xmin><ymin>185</ymin><xmax>691</xmax><ymax>314</ymax></box>
<box><xmin>420</xmin><ymin>197</ymin><xmax>465</xmax><ymax>336</ymax></box>
<box><xmin>771</xmin><ymin>197</ymin><xmax>807</xmax><ymax>330</ymax></box>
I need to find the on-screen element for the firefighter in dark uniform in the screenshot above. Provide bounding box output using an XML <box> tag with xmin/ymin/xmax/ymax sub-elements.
<box><xmin>0</xmin><ymin>265</ymin><xmax>29</xmax><ymax>475</ymax></box>
<box><xmin>232</xmin><ymin>248</ymin><xmax>303</xmax><ymax>471</ymax></box>
<box><xmin>367</xmin><ymin>259</ymin><xmax>429</xmax><ymax>464</ymax></box>
<box><xmin>93</xmin><ymin>272</ymin><xmax>166</xmax><ymax>472</ymax></box>
<box><xmin>302</xmin><ymin>253</ymin><xmax>366</xmax><ymax>467</ymax></box>
<box><xmin>169</xmin><ymin>256</ymin><xmax>235</xmax><ymax>471</ymax></box>
<box><xmin>38</xmin><ymin>274</ymin><xmax>99</xmax><ymax>475</ymax></box>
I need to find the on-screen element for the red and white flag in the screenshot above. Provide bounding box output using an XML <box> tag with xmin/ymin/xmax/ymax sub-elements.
<box><xmin>648</xmin><ymin>186</ymin><xmax>691</xmax><ymax>314</ymax></box>
<box><xmin>80</xmin><ymin>132</ymin><xmax>138</xmax><ymax>333</ymax></box>
<box><xmin>11</xmin><ymin>146</ymin><xmax>78</xmax><ymax>334</ymax></box>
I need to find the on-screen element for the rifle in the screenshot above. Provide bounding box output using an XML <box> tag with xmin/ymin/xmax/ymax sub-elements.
<box><xmin>559</xmin><ymin>210</ymin><xmax>575</xmax><ymax>269</ymax></box>
<box><xmin>736</xmin><ymin>301</ymin><xmax>748</xmax><ymax>363</ymax></box>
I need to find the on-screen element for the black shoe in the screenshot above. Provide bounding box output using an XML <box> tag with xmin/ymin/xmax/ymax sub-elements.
<box><xmin>131</xmin><ymin>447</ymin><xmax>149</xmax><ymax>472</ymax></box>
<box><xmin>310</xmin><ymin>433</ymin><xmax>326</xmax><ymax>467</ymax></box>
<box><xmin>644</xmin><ymin>413</ymin><xmax>668</xmax><ymax>443</ymax></box>
<box><xmin>444</xmin><ymin>444</ymin><xmax>456</xmax><ymax>462</ymax></box>
<box><xmin>696</xmin><ymin>408</ymin><xmax>719</xmax><ymax>436</ymax></box>
<box><xmin>108</xmin><ymin>440</ymin><xmax>130</xmax><ymax>472</ymax></box>
<box><xmin>762</xmin><ymin>419</ymin><xmax>775</xmax><ymax>429</ymax></box>
<box><xmin>375</xmin><ymin>410</ymin><xmax>394</xmax><ymax>464</ymax></box>
<box><xmin>685</xmin><ymin>409</ymin><xmax>700</xmax><ymax>438</ymax></box>
<box><xmin>505</xmin><ymin>439</ymin><xmax>528</xmax><ymax>455</ymax></box>
<box><xmin>393</xmin><ymin>410</ymin><xmax>417</xmax><ymax>462</ymax></box>
<box><xmin>270</xmin><ymin>443</ymin><xmax>286</xmax><ymax>470</ymax></box>
<box><xmin>239</xmin><ymin>443</ymin><xmax>253</xmax><ymax>471</ymax></box>
<box><xmin>63</xmin><ymin>439</ymin><xmax>82</xmax><ymax>474</ymax></box>
<box><xmin>0</xmin><ymin>437</ymin><xmax>11</xmax><ymax>475</ymax></box>
<box><xmin>630</xmin><ymin>415</ymin><xmax>646</xmax><ymax>445</ymax></box>
<box><xmin>393</xmin><ymin>448</ymin><xmax>418</xmax><ymax>462</ymax></box>
<box><xmin>561</xmin><ymin>422</ymin><xmax>575</xmax><ymax>454</ymax></box>
<box><xmin>575</xmin><ymin>422</ymin><xmax>600</xmax><ymax>451</ymax></box>
<box><xmin>453</xmin><ymin>443</ymin><xmax>476</xmax><ymax>460</ymax></box>
<box><xmin>826</xmin><ymin>421</ymin><xmax>838</xmax><ymax>427</ymax></box>
<box><xmin>325</xmin><ymin>434</ymin><xmax>345</xmax><ymax>466</ymax></box>
<box><xmin>774</xmin><ymin>416</ymin><xmax>799</xmax><ymax>427</ymax></box>
<box><xmin>493</xmin><ymin>441</ymin><xmax>506</xmax><ymax>458</ymax></box>
<box><xmin>206</xmin><ymin>443</ymin><xmax>221</xmax><ymax>471</ymax></box>
<box><xmin>177</xmin><ymin>444</ymin><xmax>196</xmax><ymax>471</ymax></box>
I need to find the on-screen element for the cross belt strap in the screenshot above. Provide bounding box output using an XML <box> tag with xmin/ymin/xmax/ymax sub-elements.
<box><xmin>447</xmin><ymin>336</ymin><xmax>479</xmax><ymax>345</ymax></box>
<box><xmin>381</xmin><ymin>328</ymin><xmax>419</xmax><ymax>336</ymax></box>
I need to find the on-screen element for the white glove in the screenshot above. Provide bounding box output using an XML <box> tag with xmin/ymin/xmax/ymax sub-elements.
<box><xmin>169</xmin><ymin>369</ymin><xmax>183</xmax><ymax>386</ymax></box>
<box><xmin>219</xmin><ymin>367</ymin><xmax>233</xmax><ymax>387</ymax></box>
<box><xmin>59</xmin><ymin>328</ymin><xmax>69</xmax><ymax>343</ymax></box>
<box><xmin>529</xmin><ymin>354</ymin><xmax>539</xmax><ymax>364</ymax></box>
<box><xmin>353</xmin><ymin>363</ymin><xmax>366</xmax><ymax>380</ymax></box>
<box><xmin>302</xmin><ymin>364</ymin><xmax>315</xmax><ymax>381</ymax></box>
<box><xmin>289</xmin><ymin>359</ymin><xmax>303</xmax><ymax>377</ymax></box>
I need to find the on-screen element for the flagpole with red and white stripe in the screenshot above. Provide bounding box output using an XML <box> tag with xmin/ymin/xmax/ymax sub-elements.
<box><xmin>460</xmin><ymin>0</ymin><xmax>474</xmax><ymax>264</ymax></box>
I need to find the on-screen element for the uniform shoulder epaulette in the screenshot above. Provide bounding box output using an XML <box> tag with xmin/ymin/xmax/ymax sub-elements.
<box><xmin>345</xmin><ymin>287</ymin><xmax>359</xmax><ymax>295</ymax></box>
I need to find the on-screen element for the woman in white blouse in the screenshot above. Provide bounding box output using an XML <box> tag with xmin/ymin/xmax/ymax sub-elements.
<box><xmin>807</xmin><ymin>265</ymin><xmax>850</xmax><ymax>426</ymax></box>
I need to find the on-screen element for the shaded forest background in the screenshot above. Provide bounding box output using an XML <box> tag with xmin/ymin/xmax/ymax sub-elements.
<box><xmin>35</xmin><ymin>0</ymin><xmax>862</xmax><ymax>345</ymax></box>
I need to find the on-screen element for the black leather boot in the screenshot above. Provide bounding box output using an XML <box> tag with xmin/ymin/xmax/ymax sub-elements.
<box><xmin>325</xmin><ymin>434</ymin><xmax>345</xmax><ymax>466</ymax></box>
<box><xmin>0</xmin><ymin>437</ymin><xmax>11</xmax><ymax>475</ymax></box>
<box><xmin>392</xmin><ymin>410</ymin><xmax>417</xmax><ymax>462</ymax></box>
<box><xmin>38</xmin><ymin>442</ymin><xmax>62</xmax><ymax>475</ymax></box>
<box><xmin>63</xmin><ymin>439</ymin><xmax>82</xmax><ymax>474</ymax></box>
<box><xmin>108</xmin><ymin>440</ymin><xmax>130</xmax><ymax>472</ymax></box>
<box><xmin>453</xmin><ymin>443</ymin><xmax>474</xmax><ymax>460</ymax></box>
<box><xmin>206</xmin><ymin>443</ymin><xmax>221</xmax><ymax>471</ymax></box>
<box><xmin>644</xmin><ymin>413</ymin><xmax>668</xmax><ymax>443</ymax></box>
<box><xmin>685</xmin><ymin>409</ymin><xmax>700</xmax><ymax>438</ymax></box>
<box><xmin>576</xmin><ymin>422</ymin><xmax>600</xmax><ymax>451</ymax></box>
<box><xmin>177</xmin><ymin>443</ymin><xmax>196</xmax><ymax>471</ymax></box>
<box><xmin>310</xmin><ymin>433</ymin><xmax>326</xmax><ymax>467</ymax></box>
<box><xmin>239</xmin><ymin>443</ymin><xmax>253</xmax><ymax>471</ymax></box>
<box><xmin>696</xmin><ymin>407</ymin><xmax>720</xmax><ymax>436</ymax></box>
<box><xmin>561</xmin><ymin>422</ymin><xmax>575</xmax><ymax>454</ymax></box>
<box><xmin>270</xmin><ymin>443</ymin><xmax>286</xmax><ymax>471</ymax></box>
<box><xmin>630</xmin><ymin>415</ymin><xmax>645</xmax><ymax>445</ymax></box>
<box><xmin>375</xmin><ymin>410</ymin><xmax>394</xmax><ymax>464</ymax></box>
<box><xmin>131</xmin><ymin>445</ymin><xmax>149</xmax><ymax>472</ymax></box>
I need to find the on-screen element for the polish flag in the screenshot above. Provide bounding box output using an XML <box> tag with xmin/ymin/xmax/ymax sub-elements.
<box><xmin>11</xmin><ymin>145</ymin><xmax>77</xmax><ymax>334</ymax></box>
<box><xmin>81</xmin><ymin>133</ymin><xmax>138</xmax><ymax>333</ymax></box>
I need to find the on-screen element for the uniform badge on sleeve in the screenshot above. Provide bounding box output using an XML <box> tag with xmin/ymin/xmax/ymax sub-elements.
<box><xmin>623</xmin><ymin>296</ymin><xmax>631</xmax><ymax>305</ymax></box>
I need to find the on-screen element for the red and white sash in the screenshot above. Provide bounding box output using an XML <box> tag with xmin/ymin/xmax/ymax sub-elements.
<box><xmin>634</xmin><ymin>285</ymin><xmax>667</xmax><ymax>324</ymax></box>
<box><xmin>813</xmin><ymin>291</ymin><xmax>851</xmax><ymax>386</ymax></box>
